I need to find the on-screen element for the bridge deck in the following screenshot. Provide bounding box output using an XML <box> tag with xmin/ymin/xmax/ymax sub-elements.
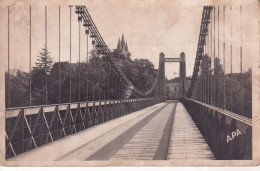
<box><xmin>8</xmin><ymin>102</ymin><xmax>214</xmax><ymax>161</ymax></box>
<box><xmin>168</xmin><ymin>103</ymin><xmax>215</xmax><ymax>159</ymax></box>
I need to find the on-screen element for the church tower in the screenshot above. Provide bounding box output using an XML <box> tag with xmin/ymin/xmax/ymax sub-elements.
<box><xmin>125</xmin><ymin>42</ymin><xmax>128</xmax><ymax>52</ymax></box>
<box><xmin>114</xmin><ymin>34</ymin><xmax>129</xmax><ymax>54</ymax></box>
<box><xmin>121</xmin><ymin>34</ymin><xmax>126</xmax><ymax>50</ymax></box>
<box><xmin>117</xmin><ymin>38</ymin><xmax>122</xmax><ymax>50</ymax></box>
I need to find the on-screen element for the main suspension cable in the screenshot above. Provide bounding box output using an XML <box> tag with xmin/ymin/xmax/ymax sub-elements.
<box><xmin>76</xmin><ymin>5</ymin><xmax>159</xmax><ymax>97</ymax></box>
<box><xmin>186</xmin><ymin>6</ymin><xmax>213</xmax><ymax>98</ymax></box>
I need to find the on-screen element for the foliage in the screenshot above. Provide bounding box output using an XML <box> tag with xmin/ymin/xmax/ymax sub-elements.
<box><xmin>5</xmin><ymin>69</ymin><xmax>29</xmax><ymax>107</ymax></box>
<box><xmin>6</xmin><ymin>44</ymin><xmax>157</xmax><ymax>107</ymax></box>
<box><xmin>192</xmin><ymin>55</ymin><xmax>252</xmax><ymax>118</ymax></box>
<box><xmin>113</xmin><ymin>50</ymin><xmax>158</xmax><ymax>98</ymax></box>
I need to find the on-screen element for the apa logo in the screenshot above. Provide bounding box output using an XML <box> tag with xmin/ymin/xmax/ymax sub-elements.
<box><xmin>227</xmin><ymin>129</ymin><xmax>242</xmax><ymax>143</ymax></box>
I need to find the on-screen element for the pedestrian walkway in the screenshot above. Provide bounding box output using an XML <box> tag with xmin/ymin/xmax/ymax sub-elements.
<box><xmin>109</xmin><ymin>103</ymin><xmax>176</xmax><ymax>160</ymax></box>
<box><xmin>167</xmin><ymin>103</ymin><xmax>215</xmax><ymax>160</ymax></box>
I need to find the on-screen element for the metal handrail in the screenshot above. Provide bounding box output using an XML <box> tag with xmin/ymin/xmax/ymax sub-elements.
<box><xmin>184</xmin><ymin>98</ymin><xmax>252</xmax><ymax>126</ymax></box>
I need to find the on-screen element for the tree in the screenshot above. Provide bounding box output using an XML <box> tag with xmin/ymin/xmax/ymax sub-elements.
<box><xmin>87</xmin><ymin>50</ymin><xmax>108</xmax><ymax>100</ymax></box>
<box><xmin>36</xmin><ymin>44</ymin><xmax>53</xmax><ymax>72</ymax></box>
<box><xmin>112</xmin><ymin>48</ymin><xmax>158</xmax><ymax>98</ymax></box>
<box><xmin>32</xmin><ymin>44</ymin><xmax>53</xmax><ymax>105</ymax></box>
<box><xmin>48</xmin><ymin>61</ymin><xmax>70</xmax><ymax>104</ymax></box>
<box><xmin>132</xmin><ymin>58</ymin><xmax>157</xmax><ymax>92</ymax></box>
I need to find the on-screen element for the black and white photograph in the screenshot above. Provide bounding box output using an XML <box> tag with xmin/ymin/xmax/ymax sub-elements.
<box><xmin>0</xmin><ymin>0</ymin><xmax>259</xmax><ymax>167</ymax></box>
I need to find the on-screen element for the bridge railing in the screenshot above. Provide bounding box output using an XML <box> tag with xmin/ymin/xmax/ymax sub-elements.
<box><xmin>182</xmin><ymin>98</ymin><xmax>252</xmax><ymax>160</ymax></box>
<box><xmin>5</xmin><ymin>97</ymin><xmax>163</xmax><ymax>159</ymax></box>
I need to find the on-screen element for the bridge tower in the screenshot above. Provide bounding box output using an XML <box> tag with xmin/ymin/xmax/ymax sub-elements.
<box><xmin>158</xmin><ymin>52</ymin><xmax>166</xmax><ymax>101</ymax></box>
<box><xmin>179</xmin><ymin>52</ymin><xmax>186</xmax><ymax>98</ymax></box>
<box><xmin>163</xmin><ymin>52</ymin><xmax>186</xmax><ymax>99</ymax></box>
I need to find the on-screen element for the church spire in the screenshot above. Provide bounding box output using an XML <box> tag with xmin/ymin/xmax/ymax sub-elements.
<box><xmin>125</xmin><ymin>42</ymin><xmax>128</xmax><ymax>52</ymax></box>
<box><xmin>121</xmin><ymin>34</ymin><xmax>126</xmax><ymax>47</ymax></box>
<box><xmin>117</xmin><ymin>38</ymin><xmax>122</xmax><ymax>50</ymax></box>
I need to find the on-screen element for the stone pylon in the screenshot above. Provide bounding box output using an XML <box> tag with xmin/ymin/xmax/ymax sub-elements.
<box><xmin>158</xmin><ymin>52</ymin><xmax>166</xmax><ymax>101</ymax></box>
<box><xmin>179</xmin><ymin>52</ymin><xmax>186</xmax><ymax>98</ymax></box>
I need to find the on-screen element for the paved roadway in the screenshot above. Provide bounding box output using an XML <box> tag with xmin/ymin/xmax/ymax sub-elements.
<box><xmin>9</xmin><ymin>101</ymin><xmax>214</xmax><ymax>161</ymax></box>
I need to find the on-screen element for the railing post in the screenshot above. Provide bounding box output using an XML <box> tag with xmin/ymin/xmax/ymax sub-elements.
<box><xmin>113</xmin><ymin>101</ymin><xmax>117</xmax><ymax>118</ymax></box>
<box><xmin>219</xmin><ymin>114</ymin><xmax>227</xmax><ymax>159</ymax></box>
<box><xmin>213</xmin><ymin>112</ymin><xmax>219</xmax><ymax>155</ymax></box>
<box><xmin>68</xmin><ymin>104</ymin><xmax>72</xmax><ymax>135</ymax></box>
<box><xmin>55</xmin><ymin>106</ymin><xmax>59</xmax><ymax>140</ymax></box>
<box><xmin>93</xmin><ymin>102</ymin><xmax>98</xmax><ymax>125</ymax></box>
<box><xmin>104</xmin><ymin>101</ymin><xmax>108</xmax><ymax>121</ymax></box>
<box><xmin>204</xmin><ymin>109</ymin><xmax>210</xmax><ymax>144</ymax></box>
<box><xmin>109</xmin><ymin>101</ymin><xmax>113</xmax><ymax>119</ymax></box>
<box><xmin>86</xmin><ymin>103</ymin><xmax>91</xmax><ymax>127</ymax></box>
<box><xmin>83</xmin><ymin>103</ymin><xmax>88</xmax><ymax>128</ymax></box>
<box><xmin>20</xmin><ymin>109</ymin><xmax>25</xmax><ymax>154</ymax></box>
<box><xmin>98</xmin><ymin>101</ymin><xmax>101</xmax><ymax>123</ymax></box>
<box><xmin>135</xmin><ymin>100</ymin><xmax>137</xmax><ymax>111</ymax></box>
<box><xmin>126</xmin><ymin>100</ymin><xmax>129</xmax><ymax>114</ymax></box>
<box><xmin>245</xmin><ymin>127</ymin><xmax>252</xmax><ymax>159</ymax></box>
<box><xmin>119</xmin><ymin>100</ymin><xmax>122</xmax><ymax>116</ymax></box>
<box><xmin>228</xmin><ymin>119</ymin><xmax>237</xmax><ymax>159</ymax></box>
<box><xmin>121</xmin><ymin>100</ymin><xmax>125</xmax><ymax>115</ymax></box>
<box><xmin>91</xmin><ymin>102</ymin><xmax>95</xmax><ymax>126</ymax></box>
<box><xmin>39</xmin><ymin>107</ymin><xmax>44</xmax><ymax>146</ymax></box>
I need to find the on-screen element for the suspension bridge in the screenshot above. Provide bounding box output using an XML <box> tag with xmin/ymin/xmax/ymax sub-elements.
<box><xmin>5</xmin><ymin>5</ymin><xmax>252</xmax><ymax>161</ymax></box>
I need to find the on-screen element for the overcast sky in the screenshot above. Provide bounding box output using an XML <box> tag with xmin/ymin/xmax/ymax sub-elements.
<box><xmin>0</xmin><ymin>0</ymin><xmax>259</xmax><ymax>79</ymax></box>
